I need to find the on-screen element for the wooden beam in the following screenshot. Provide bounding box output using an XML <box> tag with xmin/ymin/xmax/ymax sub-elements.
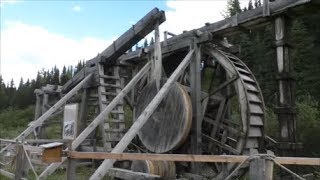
<box><xmin>98</xmin><ymin>8</ymin><xmax>165</xmax><ymax>65</ymax></box>
<box><xmin>203</xmin><ymin>75</ymin><xmax>238</xmax><ymax>100</ymax></box>
<box><xmin>68</xmin><ymin>152</ymin><xmax>320</xmax><ymax>166</ymax></box>
<box><xmin>70</xmin><ymin>151</ymin><xmax>247</xmax><ymax>163</ymax></box>
<box><xmin>38</xmin><ymin>63</ymin><xmax>151</xmax><ymax>179</ymax></box>
<box><xmin>119</xmin><ymin>0</ymin><xmax>316</xmax><ymax>64</ymax></box>
<box><xmin>0</xmin><ymin>169</ymin><xmax>27</xmax><ymax>180</ymax></box>
<box><xmin>90</xmin><ymin>50</ymin><xmax>194</xmax><ymax>180</ymax></box>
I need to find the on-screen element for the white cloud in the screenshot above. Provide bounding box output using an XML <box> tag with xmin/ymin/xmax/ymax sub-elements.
<box><xmin>0</xmin><ymin>21</ymin><xmax>113</xmax><ymax>84</ymax></box>
<box><xmin>0</xmin><ymin>0</ymin><xmax>20</xmax><ymax>8</ymax></box>
<box><xmin>72</xmin><ymin>5</ymin><xmax>81</xmax><ymax>12</ymax></box>
<box><xmin>144</xmin><ymin>0</ymin><xmax>248</xmax><ymax>44</ymax></box>
<box><xmin>0</xmin><ymin>1</ymin><xmax>251</xmax><ymax>84</ymax></box>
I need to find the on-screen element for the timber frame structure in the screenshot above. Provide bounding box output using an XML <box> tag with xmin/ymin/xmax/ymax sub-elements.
<box><xmin>1</xmin><ymin>0</ymin><xmax>320</xmax><ymax>180</ymax></box>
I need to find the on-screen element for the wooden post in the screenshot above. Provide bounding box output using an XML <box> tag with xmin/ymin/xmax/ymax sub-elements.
<box><xmin>265</xmin><ymin>150</ymin><xmax>275</xmax><ymax>180</ymax></box>
<box><xmin>15</xmin><ymin>74</ymin><xmax>93</xmax><ymax>141</ymax></box>
<box><xmin>263</xmin><ymin>0</ymin><xmax>270</xmax><ymax>16</ymax></box>
<box><xmin>34</xmin><ymin>92</ymin><xmax>42</xmax><ymax>120</ymax></box>
<box><xmin>274</xmin><ymin>16</ymin><xmax>297</xmax><ymax>154</ymax></box>
<box><xmin>153</xmin><ymin>21</ymin><xmax>162</xmax><ymax>91</ymax></box>
<box><xmin>78</xmin><ymin>89</ymin><xmax>88</xmax><ymax>136</ymax></box>
<box><xmin>189</xmin><ymin>42</ymin><xmax>202</xmax><ymax>172</ymax></box>
<box><xmin>14</xmin><ymin>143</ymin><xmax>28</xmax><ymax>180</ymax></box>
<box><xmin>38</xmin><ymin>63</ymin><xmax>151</xmax><ymax>179</ymax></box>
<box><xmin>249</xmin><ymin>149</ymin><xmax>264</xmax><ymax>180</ymax></box>
<box><xmin>67</xmin><ymin>141</ymin><xmax>76</xmax><ymax>180</ymax></box>
<box><xmin>90</xmin><ymin>50</ymin><xmax>194</xmax><ymax>180</ymax></box>
<box><xmin>249</xmin><ymin>149</ymin><xmax>274</xmax><ymax>180</ymax></box>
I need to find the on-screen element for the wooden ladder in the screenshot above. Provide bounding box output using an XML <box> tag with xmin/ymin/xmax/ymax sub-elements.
<box><xmin>97</xmin><ymin>63</ymin><xmax>126</xmax><ymax>151</ymax></box>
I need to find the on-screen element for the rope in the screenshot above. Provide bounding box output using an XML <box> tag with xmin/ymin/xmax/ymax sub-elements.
<box><xmin>273</xmin><ymin>160</ymin><xmax>306</xmax><ymax>180</ymax></box>
<box><xmin>23</xmin><ymin>145</ymin><xmax>39</xmax><ymax>179</ymax></box>
<box><xmin>224</xmin><ymin>156</ymin><xmax>250</xmax><ymax>180</ymax></box>
<box><xmin>0</xmin><ymin>159</ymin><xmax>14</xmax><ymax>166</ymax></box>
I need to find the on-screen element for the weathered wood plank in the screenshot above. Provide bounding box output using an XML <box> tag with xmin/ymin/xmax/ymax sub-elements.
<box><xmin>70</xmin><ymin>151</ymin><xmax>247</xmax><ymax>163</ymax></box>
<box><xmin>98</xmin><ymin>8</ymin><xmax>165</xmax><ymax>64</ymax></box>
<box><xmin>69</xmin><ymin>151</ymin><xmax>320</xmax><ymax>165</ymax></box>
<box><xmin>189</xmin><ymin>43</ymin><xmax>202</xmax><ymax>172</ymax></box>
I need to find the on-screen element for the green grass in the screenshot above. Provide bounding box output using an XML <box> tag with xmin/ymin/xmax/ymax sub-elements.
<box><xmin>0</xmin><ymin>106</ymin><xmax>34</xmax><ymax>139</ymax></box>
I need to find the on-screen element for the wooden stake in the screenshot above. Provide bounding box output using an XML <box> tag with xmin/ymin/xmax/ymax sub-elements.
<box><xmin>67</xmin><ymin>141</ymin><xmax>76</xmax><ymax>180</ymax></box>
<box><xmin>90</xmin><ymin>50</ymin><xmax>194</xmax><ymax>180</ymax></box>
<box><xmin>14</xmin><ymin>143</ymin><xmax>28</xmax><ymax>180</ymax></box>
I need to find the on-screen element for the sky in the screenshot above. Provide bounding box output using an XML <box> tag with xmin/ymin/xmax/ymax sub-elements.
<box><xmin>0</xmin><ymin>0</ymin><xmax>249</xmax><ymax>86</ymax></box>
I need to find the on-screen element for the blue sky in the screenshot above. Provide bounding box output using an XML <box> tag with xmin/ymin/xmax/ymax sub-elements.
<box><xmin>1</xmin><ymin>1</ymin><xmax>167</xmax><ymax>39</ymax></box>
<box><xmin>0</xmin><ymin>0</ymin><xmax>249</xmax><ymax>85</ymax></box>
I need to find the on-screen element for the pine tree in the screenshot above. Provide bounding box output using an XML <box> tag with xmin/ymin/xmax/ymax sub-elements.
<box><xmin>52</xmin><ymin>66</ymin><xmax>60</xmax><ymax>85</ymax></box>
<box><xmin>248</xmin><ymin>0</ymin><xmax>253</xmax><ymax>10</ymax></box>
<box><xmin>60</xmin><ymin>65</ymin><xmax>69</xmax><ymax>85</ymax></box>
<box><xmin>290</xmin><ymin>19</ymin><xmax>315</xmax><ymax>98</ymax></box>
<box><xmin>144</xmin><ymin>39</ymin><xmax>148</xmax><ymax>47</ymax></box>
<box><xmin>0</xmin><ymin>76</ymin><xmax>9</xmax><ymax>110</ymax></box>
<box><xmin>150</xmin><ymin>37</ymin><xmax>154</xmax><ymax>46</ymax></box>
<box><xmin>227</xmin><ymin>0</ymin><xmax>242</xmax><ymax>16</ymax></box>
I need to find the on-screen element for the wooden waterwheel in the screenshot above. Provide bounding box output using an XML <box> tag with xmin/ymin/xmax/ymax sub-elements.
<box><xmin>133</xmin><ymin>45</ymin><xmax>265</xmax><ymax>179</ymax></box>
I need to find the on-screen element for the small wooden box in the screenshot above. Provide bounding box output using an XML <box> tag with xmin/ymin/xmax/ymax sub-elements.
<box><xmin>40</xmin><ymin>142</ymin><xmax>63</xmax><ymax>163</ymax></box>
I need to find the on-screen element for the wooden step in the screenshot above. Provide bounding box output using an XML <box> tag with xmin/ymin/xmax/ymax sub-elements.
<box><xmin>249</xmin><ymin>116</ymin><xmax>264</xmax><ymax>126</ymax></box>
<box><xmin>105</xmin><ymin>128</ymin><xmax>126</xmax><ymax>133</ymax></box>
<box><xmin>247</xmin><ymin>93</ymin><xmax>262</xmax><ymax>103</ymax></box>
<box><xmin>248</xmin><ymin>127</ymin><xmax>262</xmax><ymax>137</ymax></box>
<box><xmin>244</xmin><ymin>83</ymin><xmax>259</xmax><ymax>93</ymax></box>
<box><xmin>232</xmin><ymin>61</ymin><xmax>245</xmax><ymax>67</ymax></box>
<box><xmin>100</xmin><ymin>74</ymin><xmax>120</xmax><ymax>80</ymax></box>
<box><xmin>100</xmin><ymin>83</ymin><xmax>121</xmax><ymax>88</ymax></box>
<box><xmin>240</xmin><ymin>74</ymin><xmax>255</xmax><ymax>84</ymax></box>
<box><xmin>249</xmin><ymin>104</ymin><xmax>264</xmax><ymax>114</ymax></box>
<box><xmin>101</xmin><ymin>92</ymin><xmax>118</xmax><ymax>96</ymax></box>
<box><xmin>111</xmin><ymin>110</ymin><xmax>124</xmax><ymax>114</ymax></box>
<box><xmin>236</xmin><ymin>67</ymin><xmax>251</xmax><ymax>75</ymax></box>
<box><xmin>245</xmin><ymin>138</ymin><xmax>259</xmax><ymax>148</ymax></box>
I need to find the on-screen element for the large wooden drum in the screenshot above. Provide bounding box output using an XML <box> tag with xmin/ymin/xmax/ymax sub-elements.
<box><xmin>135</xmin><ymin>80</ymin><xmax>192</xmax><ymax>153</ymax></box>
<box><xmin>131</xmin><ymin>160</ymin><xmax>176</xmax><ymax>178</ymax></box>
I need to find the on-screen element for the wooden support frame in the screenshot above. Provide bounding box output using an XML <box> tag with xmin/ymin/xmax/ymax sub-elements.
<box><xmin>0</xmin><ymin>74</ymin><xmax>93</xmax><ymax>155</ymax></box>
<box><xmin>274</xmin><ymin>16</ymin><xmax>297</xmax><ymax>151</ymax></box>
<box><xmin>38</xmin><ymin>62</ymin><xmax>151</xmax><ymax>179</ymax></box>
<box><xmin>90</xmin><ymin>50</ymin><xmax>195</xmax><ymax>180</ymax></box>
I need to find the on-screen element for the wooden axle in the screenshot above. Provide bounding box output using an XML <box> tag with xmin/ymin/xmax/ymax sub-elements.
<box><xmin>68</xmin><ymin>151</ymin><xmax>320</xmax><ymax>166</ymax></box>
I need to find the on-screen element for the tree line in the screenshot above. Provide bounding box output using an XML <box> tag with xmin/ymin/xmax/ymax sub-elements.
<box><xmin>0</xmin><ymin>60</ymin><xmax>85</xmax><ymax>110</ymax></box>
